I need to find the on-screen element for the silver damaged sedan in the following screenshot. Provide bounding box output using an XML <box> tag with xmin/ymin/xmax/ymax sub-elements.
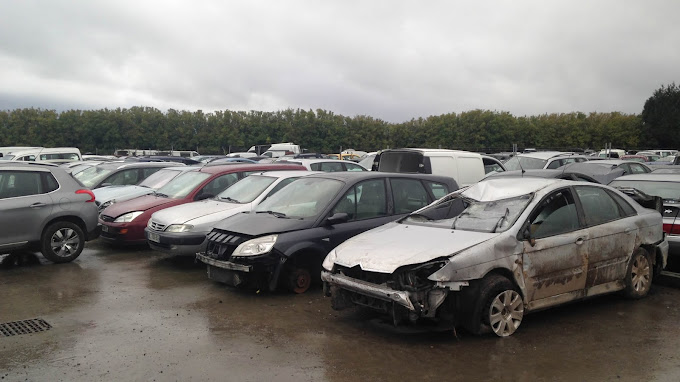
<box><xmin>321</xmin><ymin>177</ymin><xmax>669</xmax><ymax>337</ymax></box>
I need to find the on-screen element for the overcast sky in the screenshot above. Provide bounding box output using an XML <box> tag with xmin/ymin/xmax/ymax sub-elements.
<box><xmin>0</xmin><ymin>0</ymin><xmax>678</xmax><ymax>122</ymax></box>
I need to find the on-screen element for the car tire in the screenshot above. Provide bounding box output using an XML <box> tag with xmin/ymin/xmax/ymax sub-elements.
<box><xmin>623</xmin><ymin>247</ymin><xmax>653</xmax><ymax>299</ymax></box>
<box><xmin>285</xmin><ymin>266</ymin><xmax>312</xmax><ymax>294</ymax></box>
<box><xmin>41</xmin><ymin>221</ymin><xmax>85</xmax><ymax>263</ymax></box>
<box><xmin>471</xmin><ymin>274</ymin><xmax>524</xmax><ymax>337</ymax></box>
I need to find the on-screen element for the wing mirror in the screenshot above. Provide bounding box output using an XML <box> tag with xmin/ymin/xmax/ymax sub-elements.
<box><xmin>325</xmin><ymin>212</ymin><xmax>349</xmax><ymax>225</ymax></box>
<box><xmin>523</xmin><ymin>227</ymin><xmax>536</xmax><ymax>247</ymax></box>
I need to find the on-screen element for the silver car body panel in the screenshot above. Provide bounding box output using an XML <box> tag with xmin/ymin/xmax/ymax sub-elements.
<box><xmin>324</xmin><ymin>178</ymin><xmax>668</xmax><ymax>318</ymax></box>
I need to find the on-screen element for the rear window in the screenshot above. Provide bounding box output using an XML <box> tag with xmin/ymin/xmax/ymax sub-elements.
<box><xmin>378</xmin><ymin>151</ymin><xmax>423</xmax><ymax>173</ymax></box>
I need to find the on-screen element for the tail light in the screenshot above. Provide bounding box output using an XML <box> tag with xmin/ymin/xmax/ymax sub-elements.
<box><xmin>662</xmin><ymin>223</ymin><xmax>680</xmax><ymax>235</ymax></box>
<box><xmin>76</xmin><ymin>189</ymin><xmax>96</xmax><ymax>203</ymax></box>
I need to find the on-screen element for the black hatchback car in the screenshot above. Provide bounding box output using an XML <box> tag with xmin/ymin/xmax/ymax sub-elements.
<box><xmin>196</xmin><ymin>172</ymin><xmax>458</xmax><ymax>293</ymax></box>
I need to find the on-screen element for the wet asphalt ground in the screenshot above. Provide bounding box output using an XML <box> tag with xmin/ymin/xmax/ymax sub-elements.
<box><xmin>1</xmin><ymin>241</ymin><xmax>679</xmax><ymax>382</ymax></box>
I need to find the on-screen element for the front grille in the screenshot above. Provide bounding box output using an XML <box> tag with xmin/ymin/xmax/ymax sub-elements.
<box><xmin>100</xmin><ymin>215</ymin><xmax>115</xmax><ymax>223</ymax></box>
<box><xmin>0</xmin><ymin>318</ymin><xmax>52</xmax><ymax>337</ymax></box>
<box><xmin>204</xmin><ymin>230</ymin><xmax>251</xmax><ymax>260</ymax></box>
<box><xmin>148</xmin><ymin>221</ymin><xmax>166</xmax><ymax>231</ymax></box>
<box><xmin>336</xmin><ymin>265</ymin><xmax>393</xmax><ymax>286</ymax></box>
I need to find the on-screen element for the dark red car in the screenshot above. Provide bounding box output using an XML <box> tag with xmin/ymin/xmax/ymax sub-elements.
<box><xmin>98</xmin><ymin>163</ymin><xmax>306</xmax><ymax>244</ymax></box>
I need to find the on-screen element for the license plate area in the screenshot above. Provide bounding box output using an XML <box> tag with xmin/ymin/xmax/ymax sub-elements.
<box><xmin>148</xmin><ymin>232</ymin><xmax>160</xmax><ymax>243</ymax></box>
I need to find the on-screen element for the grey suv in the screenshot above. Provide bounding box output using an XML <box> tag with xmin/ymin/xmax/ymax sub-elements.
<box><xmin>0</xmin><ymin>162</ymin><xmax>100</xmax><ymax>263</ymax></box>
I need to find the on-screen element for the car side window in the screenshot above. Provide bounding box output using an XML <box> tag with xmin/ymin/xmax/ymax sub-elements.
<box><xmin>199</xmin><ymin>173</ymin><xmax>239</xmax><ymax>198</ymax></box>
<box><xmin>43</xmin><ymin>173</ymin><xmax>59</xmax><ymax>193</ymax></box>
<box><xmin>391</xmin><ymin>178</ymin><xmax>430</xmax><ymax>214</ymax></box>
<box><xmin>142</xmin><ymin>167</ymin><xmax>162</xmax><ymax>178</ymax></box>
<box><xmin>529</xmin><ymin>189</ymin><xmax>580</xmax><ymax>239</ymax></box>
<box><xmin>423</xmin><ymin>181</ymin><xmax>450</xmax><ymax>199</ymax></box>
<box><xmin>344</xmin><ymin>163</ymin><xmax>366</xmax><ymax>172</ymax></box>
<box><xmin>607</xmin><ymin>190</ymin><xmax>637</xmax><ymax>217</ymax></box>
<box><xmin>629</xmin><ymin>164</ymin><xmax>647</xmax><ymax>174</ymax></box>
<box><xmin>320</xmin><ymin>162</ymin><xmax>344</xmax><ymax>172</ymax></box>
<box><xmin>546</xmin><ymin>160</ymin><xmax>561</xmax><ymax>169</ymax></box>
<box><xmin>261</xmin><ymin>178</ymin><xmax>298</xmax><ymax>202</ymax></box>
<box><xmin>574</xmin><ymin>186</ymin><xmax>623</xmax><ymax>226</ymax></box>
<box><xmin>330</xmin><ymin>179</ymin><xmax>387</xmax><ymax>221</ymax></box>
<box><xmin>0</xmin><ymin>171</ymin><xmax>43</xmax><ymax>199</ymax></box>
<box><xmin>105</xmin><ymin>169</ymin><xmax>140</xmax><ymax>186</ymax></box>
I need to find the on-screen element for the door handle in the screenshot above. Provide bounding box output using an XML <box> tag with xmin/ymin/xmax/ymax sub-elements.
<box><xmin>575</xmin><ymin>238</ymin><xmax>585</xmax><ymax>245</ymax></box>
<box><xmin>30</xmin><ymin>202</ymin><xmax>47</xmax><ymax>208</ymax></box>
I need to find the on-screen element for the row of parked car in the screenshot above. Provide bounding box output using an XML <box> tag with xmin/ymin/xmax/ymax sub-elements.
<box><xmin>1</xmin><ymin>147</ymin><xmax>677</xmax><ymax>337</ymax></box>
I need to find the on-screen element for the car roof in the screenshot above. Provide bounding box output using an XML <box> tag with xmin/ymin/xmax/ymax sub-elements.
<box><xmin>516</xmin><ymin>151</ymin><xmax>576</xmax><ymax>160</ymax></box>
<box><xmin>94</xmin><ymin>162</ymin><xmax>178</xmax><ymax>170</ymax></box>
<box><xmin>0</xmin><ymin>162</ymin><xmax>60</xmax><ymax>172</ymax></box>
<box><xmin>196</xmin><ymin>163</ymin><xmax>306</xmax><ymax>174</ymax></box>
<box><xmin>611</xmin><ymin>173</ymin><xmax>680</xmax><ymax>182</ymax></box>
<box><xmin>304</xmin><ymin>171</ymin><xmax>456</xmax><ymax>185</ymax></box>
<box><xmin>246</xmin><ymin>170</ymin><xmax>321</xmax><ymax>178</ymax></box>
<box><xmin>278</xmin><ymin>158</ymin><xmax>360</xmax><ymax>164</ymax></box>
<box><xmin>462</xmin><ymin>177</ymin><xmax>565</xmax><ymax>201</ymax></box>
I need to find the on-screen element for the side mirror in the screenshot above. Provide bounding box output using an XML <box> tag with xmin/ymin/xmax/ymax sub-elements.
<box><xmin>523</xmin><ymin>227</ymin><xmax>536</xmax><ymax>247</ymax></box>
<box><xmin>325</xmin><ymin>212</ymin><xmax>349</xmax><ymax>225</ymax></box>
<box><xmin>195</xmin><ymin>193</ymin><xmax>215</xmax><ymax>201</ymax></box>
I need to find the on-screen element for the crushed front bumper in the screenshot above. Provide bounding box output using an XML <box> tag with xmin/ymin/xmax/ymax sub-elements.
<box><xmin>321</xmin><ymin>270</ymin><xmax>416</xmax><ymax>311</ymax></box>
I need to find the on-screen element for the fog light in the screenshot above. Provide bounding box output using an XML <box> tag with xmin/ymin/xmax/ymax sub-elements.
<box><xmin>120</xmin><ymin>229</ymin><xmax>128</xmax><ymax>234</ymax></box>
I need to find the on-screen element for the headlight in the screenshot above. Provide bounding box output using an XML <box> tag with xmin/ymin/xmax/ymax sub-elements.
<box><xmin>322</xmin><ymin>249</ymin><xmax>337</xmax><ymax>271</ymax></box>
<box><xmin>114</xmin><ymin>211</ymin><xmax>144</xmax><ymax>223</ymax></box>
<box><xmin>232</xmin><ymin>235</ymin><xmax>278</xmax><ymax>257</ymax></box>
<box><xmin>165</xmin><ymin>224</ymin><xmax>194</xmax><ymax>233</ymax></box>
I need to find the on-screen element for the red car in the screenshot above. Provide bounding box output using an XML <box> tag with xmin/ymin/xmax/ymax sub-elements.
<box><xmin>98</xmin><ymin>163</ymin><xmax>306</xmax><ymax>244</ymax></box>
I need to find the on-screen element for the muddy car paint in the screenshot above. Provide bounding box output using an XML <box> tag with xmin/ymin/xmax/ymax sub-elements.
<box><xmin>321</xmin><ymin>177</ymin><xmax>669</xmax><ymax>336</ymax></box>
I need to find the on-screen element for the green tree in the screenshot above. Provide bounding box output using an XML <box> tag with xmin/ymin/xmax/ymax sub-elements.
<box><xmin>641</xmin><ymin>82</ymin><xmax>680</xmax><ymax>147</ymax></box>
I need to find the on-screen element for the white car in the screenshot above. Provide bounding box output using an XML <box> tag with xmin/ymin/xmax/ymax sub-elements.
<box><xmin>145</xmin><ymin>171</ymin><xmax>317</xmax><ymax>256</ymax></box>
<box><xmin>322</xmin><ymin>177</ymin><xmax>668</xmax><ymax>337</ymax></box>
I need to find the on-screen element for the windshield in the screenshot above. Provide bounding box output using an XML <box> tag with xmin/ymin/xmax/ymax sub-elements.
<box><xmin>503</xmin><ymin>156</ymin><xmax>547</xmax><ymax>171</ymax></box>
<box><xmin>0</xmin><ymin>155</ymin><xmax>14</xmax><ymax>160</ymax></box>
<box><xmin>156</xmin><ymin>171</ymin><xmax>209</xmax><ymax>198</ymax></box>
<box><xmin>403</xmin><ymin>193</ymin><xmax>532</xmax><ymax>233</ymax></box>
<box><xmin>358</xmin><ymin>154</ymin><xmax>375</xmax><ymax>170</ymax></box>
<box><xmin>609</xmin><ymin>180</ymin><xmax>680</xmax><ymax>201</ymax></box>
<box><xmin>254</xmin><ymin>177</ymin><xmax>343</xmax><ymax>218</ymax></box>
<box><xmin>73</xmin><ymin>166</ymin><xmax>116</xmax><ymax>188</ymax></box>
<box><xmin>217</xmin><ymin>175</ymin><xmax>277</xmax><ymax>203</ymax></box>
<box><xmin>139</xmin><ymin>169</ymin><xmax>182</xmax><ymax>189</ymax></box>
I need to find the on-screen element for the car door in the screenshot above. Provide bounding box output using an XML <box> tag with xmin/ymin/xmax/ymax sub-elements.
<box><xmin>0</xmin><ymin>171</ymin><xmax>54</xmax><ymax>247</ymax></box>
<box><xmin>325</xmin><ymin>178</ymin><xmax>393</xmax><ymax>250</ymax></box>
<box><xmin>573</xmin><ymin>186</ymin><xmax>637</xmax><ymax>288</ymax></box>
<box><xmin>521</xmin><ymin>188</ymin><xmax>588</xmax><ymax>302</ymax></box>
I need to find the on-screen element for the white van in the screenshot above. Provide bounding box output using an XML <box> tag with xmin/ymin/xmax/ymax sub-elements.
<box><xmin>261</xmin><ymin>143</ymin><xmax>302</xmax><ymax>158</ymax></box>
<box><xmin>2</xmin><ymin>147</ymin><xmax>82</xmax><ymax>164</ymax></box>
<box><xmin>598</xmin><ymin>149</ymin><xmax>626</xmax><ymax>158</ymax></box>
<box><xmin>0</xmin><ymin>147</ymin><xmax>42</xmax><ymax>158</ymax></box>
<box><xmin>373</xmin><ymin>148</ymin><xmax>486</xmax><ymax>186</ymax></box>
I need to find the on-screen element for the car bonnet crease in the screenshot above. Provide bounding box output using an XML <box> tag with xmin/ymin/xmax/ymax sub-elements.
<box><xmin>211</xmin><ymin>211</ymin><xmax>315</xmax><ymax>237</ymax></box>
<box><xmin>332</xmin><ymin>222</ymin><xmax>499</xmax><ymax>273</ymax></box>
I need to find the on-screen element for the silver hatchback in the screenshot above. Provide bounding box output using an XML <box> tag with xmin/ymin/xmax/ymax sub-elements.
<box><xmin>0</xmin><ymin>162</ymin><xmax>100</xmax><ymax>263</ymax></box>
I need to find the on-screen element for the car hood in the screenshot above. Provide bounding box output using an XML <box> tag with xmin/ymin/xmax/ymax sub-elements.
<box><xmin>332</xmin><ymin>222</ymin><xmax>499</xmax><ymax>273</ymax></box>
<box><xmin>101</xmin><ymin>194</ymin><xmax>178</xmax><ymax>217</ymax></box>
<box><xmin>94</xmin><ymin>185</ymin><xmax>151</xmax><ymax>204</ymax></box>
<box><xmin>213</xmin><ymin>212</ymin><xmax>315</xmax><ymax>236</ymax></box>
<box><xmin>152</xmin><ymin>199</ymin><xmax>250</xmax><ymax>226</ymax></box>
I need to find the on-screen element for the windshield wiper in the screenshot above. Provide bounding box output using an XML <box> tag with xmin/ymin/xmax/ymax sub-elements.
<box><xmin>153</xmin><ymin>191</ymin><xmax>169</xmax><ymax>198</ymax></box>
<box><xmin>220</xmin><ymin>196</ymin><xmax>240</xmax><ymax>203</ymax></box>
<box><xmin>256</xmin><ymin>210</ymin><xmax>288</xmax><ymax>218</ymax></box>
<box><xmin>492</xmin><ymin>208</ymin><xmax>510</xmax><ymax>233</ymax></box>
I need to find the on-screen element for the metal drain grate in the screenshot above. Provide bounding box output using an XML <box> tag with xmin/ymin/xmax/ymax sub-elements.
<box><xmin>0</xmin><ymin>318</ymin><xmax>52</xmax><ymax>337</ymax></box>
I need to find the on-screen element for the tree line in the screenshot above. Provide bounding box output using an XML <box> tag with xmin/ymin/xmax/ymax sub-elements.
<box><xmin>0</xmin><ymin>84</ymin><xmax>677</xmax><ymax>154</ymax></box>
